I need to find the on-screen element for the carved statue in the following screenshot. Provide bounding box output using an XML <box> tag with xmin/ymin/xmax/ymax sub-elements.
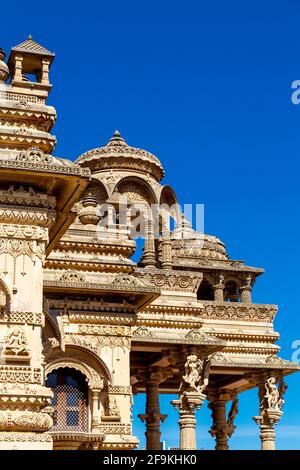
<box><xmin>263</xmin><ymin>377</ymin><xmax>286</xmax><ymax>411</ymax></box>
<box><xmin>181</xmin><ymin>354</ymin><xmax>211</xmax><ymax>393</ymax></box>
<box><xmin>277</xmin><ymin>380</ymin><xmax>288</xmax><ymax>410</ymax></box>
<box><xmin>227</xmin><ymin>396</ymin><xmax>239</xmax><ymax>436</ymax></box>
<box><xmin>244</xmin><ymin>274</ymin><xmax>252</xmax><ymax>287</ymax></box>
<box><xmin>216</xmin><ymin>274</ymin><xmax>225</xmax><ymax>287</ymax></box>
<box><xmin>182</xmin><ymin>354</ymin><xmax>202</xmax><ymax>391</ymax></box>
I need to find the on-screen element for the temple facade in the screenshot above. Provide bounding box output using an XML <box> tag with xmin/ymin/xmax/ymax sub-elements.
<box><xmin>0</xmin><ymin>37</ymin><xmax>298</xmax><ymax>451</ymax></box>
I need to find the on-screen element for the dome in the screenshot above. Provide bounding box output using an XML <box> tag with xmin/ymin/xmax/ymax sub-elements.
<box><xmin>76</xmin><ymin>130</ymin><xmax>165</xmax><ymax>181</ymax></box>
<box><xmin>0</xmin><ymin>48</ymin><xmax>9</xmax><ymax>82</ymax></box>
<box><xmin>170</xmin><ymin>218</ymin><xmax>228</xmax><ymax>261</ymax></box>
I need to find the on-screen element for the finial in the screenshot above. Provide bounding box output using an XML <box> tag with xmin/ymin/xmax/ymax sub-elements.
<box><xmin>28</xmin><ymin>35</ymin><xmax>33</xmax><ymax>40</ymax></box>
<box><xmin>108</xmin><ymin>129</ymin><xmax>126</xmax><ymax>144</ymax></box>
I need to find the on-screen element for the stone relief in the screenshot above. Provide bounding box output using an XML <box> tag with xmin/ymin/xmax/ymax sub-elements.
<box><xmin>2</xmin><ymin>326</ymin><xmax>30</xmax><ymax>362</ymax></box>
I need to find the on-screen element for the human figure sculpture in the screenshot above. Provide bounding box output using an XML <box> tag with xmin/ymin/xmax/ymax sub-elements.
<box><xmin>181</xmin><ymin>354</ymin><xmax>211</xmax><ymax>393</ymax></box>
<box><xmin>4</xmin><ymin>326</ymin><xmax>27</xmax><ymax>355</ymax></box>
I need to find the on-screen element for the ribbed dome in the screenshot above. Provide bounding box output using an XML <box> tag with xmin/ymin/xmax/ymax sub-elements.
<box><xmin>0</xmin><ymin>48</ymin><xmax>9</xmax><ymax>82</ymax></box>
<box><xmin>76</xmin><ymin>130</ymin><xmax>165</xmax><ymax>181</ymax></box>
<box><xmin>171</xmin><ymin>218</ymin><xmax>228</xmax><ymax>261</ymax></box>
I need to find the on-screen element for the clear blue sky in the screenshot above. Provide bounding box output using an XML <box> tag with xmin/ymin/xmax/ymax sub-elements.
<box><xmin>2</xmin><ymin>0</ymin><xmax>300</xmax><ymax>449</ymax></box>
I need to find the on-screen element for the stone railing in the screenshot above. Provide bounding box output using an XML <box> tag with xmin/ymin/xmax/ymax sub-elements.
<box><xmin>0</xmin><ymin>91</ymin><xmax>43</xmax><ymax>104</ymax></box>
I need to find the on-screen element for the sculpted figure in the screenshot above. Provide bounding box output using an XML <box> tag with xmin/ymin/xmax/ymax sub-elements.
<box><xmin>227</xmin><ymin>396</ymin><xmax>239</xmax><ymax>436</ymax></box>
<box><xmin>264</xmin><ymin>377</ymin><xmax>286</xmax><ymax>411</ymax></box>
<box><xmin>4</xmin><ymin>326</ymin><xmax>27</xmax><ymax>355</ymax></box>
<box><xmin>182</xmin><ymin>354</ymin><xmax>202</xmax><ymax>391</ymax></box>
<box><xmin>181</xmin><ymin>354</ymin><xmax>211</xmax><ymax>393</ymax></box>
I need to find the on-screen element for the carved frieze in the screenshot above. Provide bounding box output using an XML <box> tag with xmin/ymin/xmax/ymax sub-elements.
<box><xmin>0</xmin><ymin>366</ymin><xmax>42</xmax><ymax>384</ymax></box>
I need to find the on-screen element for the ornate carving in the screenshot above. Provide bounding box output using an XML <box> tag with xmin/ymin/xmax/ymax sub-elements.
<box><xmin>181</xmin><ymin>354</ymin><xmax>211</xmax><ymax>394</ymax></box>
<box><xmin>0</xmin><ymin>366</ymin><xmax>42</xmax><ymax>384</ymax></box>
<box><xmin>59</xmin><ymin>270</ymin><xmax>86</xmax><ymax>283</ymax></box>
<box><xmin>0</xmin><ymin>433</ymin><xmax>52</xmax><ymax>443</ymax></box>
<box><xmin>102</xmin><ymin>395</ymin><xmax>120</xmax><ymax>420</ymax></box>
<box><xmin>67</xmin><ymin>333</ymin><xmax>131</xmax><ymax>351</ymax></box>
<box><xmin>136</xmin><ymin>269</ymin><xmax>202</xmax><ymax>293</ymax></box>
<box><xmin>132</xmin><ymin>326</ymin><xmax>155</xmax><ymax>338</ymax></box>
<box><xmin>0</xmin><ymin>410</ymin><xmax>53</xmax><ymax>432</ymax></box>
<box><xmin>0</xmin><ymin>311</ymin><xmax>43</xmax><ymax>326</ymax></box>
<box><xmin>2</xmin><ymin>327</ymin><xmax>30</xmax><ymax>362</ymax></box>
<box><xmin>263</xmin><ymin>377</ymin><xmax>287</xmax><ymax>412</ymax></box>
<box><xmin>16</xmin><ymin>148</ymin><xmax>53</xmax><ymax>165</ymax></box>
<box><xmin>226</xmin><ymin>396</ymin><xmax>239</xmax><ymax>437</ymax></box>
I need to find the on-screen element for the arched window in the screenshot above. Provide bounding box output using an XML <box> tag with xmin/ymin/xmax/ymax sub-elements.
<box><xmin>197</xmin><ymin>279</ymin><xmax>214</xmax><ymax>301</ymax></box>
<box><xmin>46</xmin><ymin>367</ymin><xmax>88</xmax><ymax>432</ymax></box>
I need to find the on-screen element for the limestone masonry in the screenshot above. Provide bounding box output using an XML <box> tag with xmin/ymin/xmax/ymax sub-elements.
<box><xmin>0</xmin><ymin>37</ymin><xmax>298</xmax><ymax>450</ymax></box>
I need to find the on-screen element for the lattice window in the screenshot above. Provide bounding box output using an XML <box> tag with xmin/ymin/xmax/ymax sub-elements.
<box><xmin>46</xmin><ymin>367</ymin><xmax>88</xmax><ymax>432</ymax></box>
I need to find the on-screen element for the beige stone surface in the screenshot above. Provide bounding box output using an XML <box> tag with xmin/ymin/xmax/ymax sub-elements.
<box><xmin>0</xmin><ymin>37</ymin><xmax>298</xmax><ymax>450</ymax></box>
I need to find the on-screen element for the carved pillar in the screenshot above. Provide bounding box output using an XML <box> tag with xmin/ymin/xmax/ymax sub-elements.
<box><xmin>13</xmin><ymin>55</ymin><xmax>23</xmax><ymax>81</ymax></box>
<box><xmin>208</xmin><ymin>392</ymin><xmax>238</xmax><ymax>450</ymax></box>
<box><xmin>240</xmin><ymin>274</ymin><xmax>253</xmax><ymax>303</ymax></box>
<box><xmin>172</xmin><ymin>391</ymin><xmax>206</xmax><ymax>450</ymax></box>
<box><xmin>252</xmin><ymin>375</ymin><xmax>286</xmax><ymax>450</ymax></box>
<box><xmin>143</xmin><ymin>218</ymin><xmax>156</xmax><ymax>267</ymax></box>
<box><xmin>213</xmin><ymin>274</ymin><xmax>225</xmax><ymax>301</ymax></box>
<box><xmin>161</xmin><ymin>215</ymin><xmax>172</xmax><ymax>270</ymax></box>
<box><xmin>0</xmin><ymin>187</ymin><xmax>56</xmax><ymax>449</ymax></box>
<box><xmin>41</xmin><ymin>59</ymin><xmax>51</xmax><ymax>85</ymax></box>
<box><xmin>138</xmin><ymin>368</ymin><xmax>167</xmax><ymax>450</ymax></box>
<box><xmin>171</xmin><ymin>352</ymin><xmax>211</xmax><ymax>450</ymax></box>
<box><xmin>209</xmin><ymin>395</ymin><xmax>229</xmax><ymax>450</ymax></box>
<box><xmin>91</xmin><ymin>389</ymin><xmax>101</xmax><ymax>431</ymax></box>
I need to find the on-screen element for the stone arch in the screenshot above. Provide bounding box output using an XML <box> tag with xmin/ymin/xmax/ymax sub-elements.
<box><xmin>113</xmin><ymin>175</ymin><xmax>158</xmax><ymax>206</ymax></box>
<box><xmin>197</xmin><ymin>276</ymin><xmax>214</xmax><ymax>301</ymax></box>
<box><xmin>0</xmin><ymin>276</ymin><xmax>11</xmax><ymax>308</ymax></box>
<box><xmin>158</xmin><ymin>185</ymin><xmax>181</xmax><ymax>233</ymax></box>
<box><xmin>224</xmin><ymin>277</ymin><xmax>241</xmax><ymax>302</ymax></box>
<box><xmin>82</xmin><ymin>178</ymin><xmax>108</xmax><ymax>205</ymax></box>
<box><xmin>46</xmin><ymin>345</ymin><xmax>112</xmax><ymax>386</ymax></box>
<box><xmin>46</xmin><ymin>358</ymin><xmax>102</xmax><ymax>389</ymax></box>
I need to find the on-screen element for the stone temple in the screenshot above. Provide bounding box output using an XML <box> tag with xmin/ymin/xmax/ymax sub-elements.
<box><xmin>0</xmin><ymin>36</ymin><xmax>298</xmax><ymax>451</ymax></box>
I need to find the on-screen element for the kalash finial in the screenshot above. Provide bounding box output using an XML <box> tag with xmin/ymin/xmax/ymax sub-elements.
<box><xmin>28</xmin><ymin>34</ymin><xmax>33</xmax><ymax>40</ymax></box>
<box><xmin>108</xmin><ymin>129</ymin><xmax>126</xmax><ymax>145</ymax></box>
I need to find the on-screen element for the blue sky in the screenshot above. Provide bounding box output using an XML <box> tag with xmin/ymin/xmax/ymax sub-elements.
<box><xmin>2</xmin><ymin>0</ymin><xmax>300</xmax><ymax>449</ymax></box>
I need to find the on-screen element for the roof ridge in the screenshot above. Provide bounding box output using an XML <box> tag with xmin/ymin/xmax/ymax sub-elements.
<box><xmin>12</xmin><ymin>36</ymin><xmax>54</xmax><ymax>56</ymax></box>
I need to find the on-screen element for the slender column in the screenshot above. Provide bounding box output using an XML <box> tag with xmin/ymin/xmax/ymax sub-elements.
<box><xmin>13</xmin><ymin>55</ymin><xmax>23</xmax><ymax>81</ymax></box>
<box><xmin>161</xmin><ymin>214</ymin><xmax>172</xmax><ymax>270</ymax></box>
<box><xmin>91</xmin><ymin>389</ymin><xmax>101</xmax><ymax>431</ymax></box>
<box><xmin>41</xmin><ymin>59</ymin><xmax>50</xmax><ymax>85</ymax></box>
<box><xmin>143</xmin><ymin>218</ymin><xmax>156</xmax><ymax>267</ymax></box>
<box><xmin>138</xmin><ymin>368</ymin><xmax>167</xmax><ymax>450</ymax></box>
<box><xmin>253</xmin><ymin>376</ymin><xmax>286</xmax><ymax>450</ymax></box>
<box><xmin>213</xmin><ymin>274</ymin><xmax>225</xmax><ymax>301</ymax></box>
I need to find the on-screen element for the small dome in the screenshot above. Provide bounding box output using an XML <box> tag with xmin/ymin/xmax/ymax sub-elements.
<box><xmin>76</xmin><ymin>130</ymin><xmax>165</xmax><ymax>181</ymax></box>
<box><xmin>0</xmin><ymin>48</ymin><xmax>9</xmax><ymax>82</ymax></box>
<box><xmin>171</xmin><ymin>218</ymin><xmax>228</xmax><ymax>261</ymax></box>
